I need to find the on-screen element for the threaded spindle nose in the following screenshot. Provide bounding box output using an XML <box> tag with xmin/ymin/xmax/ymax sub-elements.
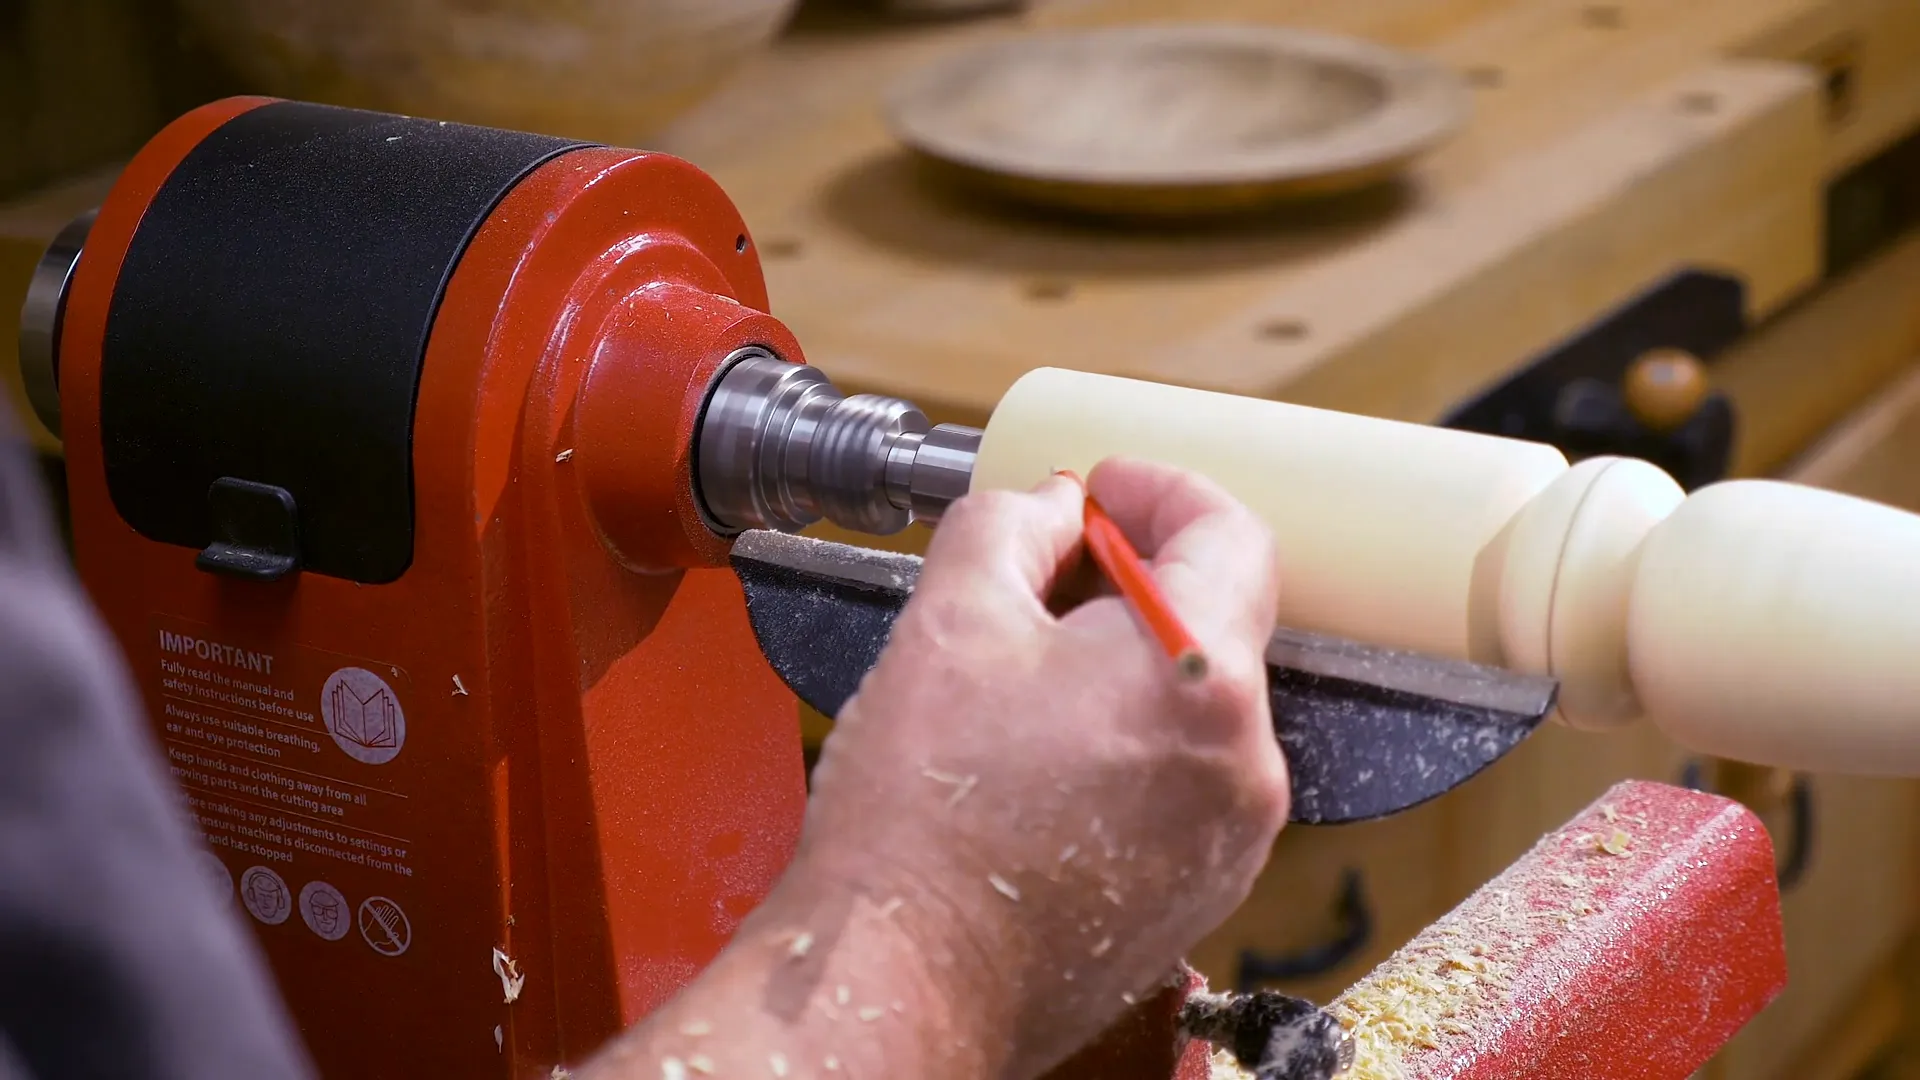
<box><xmin>695</xmin><ymin>352</ymin><xmax>980</xmax><ymax>536</ymax></box>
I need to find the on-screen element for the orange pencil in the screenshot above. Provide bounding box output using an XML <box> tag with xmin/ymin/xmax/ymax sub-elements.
<box><xmin>1056</xmin><ymin>471</ymin><xmax>1208</xmax><ymax>681</ymax></box>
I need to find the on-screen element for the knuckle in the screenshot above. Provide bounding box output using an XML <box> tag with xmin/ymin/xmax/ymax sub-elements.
<box><xmin>1178</xmin><ymin>652</ymin><xmax>1290</xmax><ymax>828</ymax></box>
<box><xmin>1193</xmin><ymin>652</ymin><xmax>1268</xmax><ymax>724</ymax></box>
<box><xmin>1247</xmin><ymin>753</ymin><xmax>1292</xmax><ymax>826</ymax></box>
<box><xmin>1162</xmin><ymin>649</ymin><xmax>1272</xmax><ymax>754</ymax></box>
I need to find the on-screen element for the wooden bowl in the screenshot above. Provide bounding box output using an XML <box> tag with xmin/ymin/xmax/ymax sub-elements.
<box><xmin>884</xmin><ymin>24</ymin><xmax>1469</xmax><ymax>218</ymax></box>
<box><xmin>177</xmin><ymin>0</ymin><xmax>800</xmax><ymax>143</ymax></box>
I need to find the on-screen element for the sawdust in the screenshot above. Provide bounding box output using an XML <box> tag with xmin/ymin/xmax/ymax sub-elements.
<box><xmin>1325</xmin><ymin>819</ymin><xmax>1635</xmax><ymax>1080</ymax></box>
<box><xmin>1208</xmin><ymin>1047</ymin><xmax>1257</xmax><ymax>1079</ymax></box>
<box><xmin>1327</xmin><ymin>928</ymin><xmax>1510</xmax><ymax>1080</ymax></box>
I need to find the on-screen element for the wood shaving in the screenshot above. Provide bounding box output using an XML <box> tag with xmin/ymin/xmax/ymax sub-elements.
<box><xmin>453</xmin><ymin>674</ymin><xmax>469</xmax><ymax>696</ymax></box>
<box><xmin>921</xmin><ymin>766</ymin><xmax>979</xmax><ymax>806</ymax></box>
<box><xmin>770</xmin><ymin>1052</ymin><xmax>789</xmax><ymax>1076</ymax></box>
<box><xmin>679</xmin><ymin>1020</ymin><xmax>711</xmax><ymax>1037</ymax></box>
<box><xmin>877</xmin><ymin>897</ymin><xmax>904</xmax><ymax>919</ymax></box>
<box><xmin>555</xmin><ymin>448</ymin><xmax>574</xmax><ymax>463</ymax></box>
<box><xmin>1090</xmin><ymin>936</ymin><xmax>1113</xmax><ymax>957</ymax></box>
<box><xmin>786</xmin><ymin>931</ymin><xmax>814</xmax><ymax>958</ymax></box>
<box><xmin>823</xmin><ymin>1055</ymin><xmax>841</xmax><ymax>1071</ymax></box>
<box><xmin>948</xmin><ymin>775</ymin><xmax>979</xmax><ymax>806</ymax></box>
<box><xmin>492</xmin><ymin>947</ymin><xmax>526</xmax><ymax>1004</ymax></box>
<box><xmin>835</xmin><ymin>985</ymin><xmax>851</xmax><ymax>1006</ymax></box>
<box><xmin>687</xmin><ymin>1055</ymin><xmax>715</xmax><ymax>1075</ymax></box>
<box><xmin>1328</xmin><ymin>808</ymin><xmax>1629</xmax><ymax>1080</ymax></box>
<box><xmin>1599</xmin><ymin>829</ymin><xmax>1633</xmax><ymax>856</ymax></box>
<box><xmin>988</xmin><ymin>873</ymin><xmax>1021</xmax><ymax>902</ymax></box>
<box><xmin>857</xmin><ymin>1007</ymin><xmax>885</xmax><ymax>1022</ymax></box>
<box><xmin>661</xmin><ymin>1060</ymin><xmax>687</xmax><ymax>1080</ymax></box>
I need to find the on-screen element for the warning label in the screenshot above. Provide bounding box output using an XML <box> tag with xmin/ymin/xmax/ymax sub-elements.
<box><xmin>152</xmin><ymin>616</ymin><xmax>417</xmax><ymax>889</ymax></box>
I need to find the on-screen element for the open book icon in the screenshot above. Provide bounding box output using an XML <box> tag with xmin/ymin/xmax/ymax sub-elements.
<box><xmin>329</xmin><ymin>680</ymin><xmax>399</xmax><ymax>750</ymax></box>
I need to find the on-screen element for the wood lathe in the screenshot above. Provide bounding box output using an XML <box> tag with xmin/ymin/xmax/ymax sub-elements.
<box><xmin>16</xmin><ymin>96</ymin><xmax>1913</xmax><ymax>1077</ymax></box>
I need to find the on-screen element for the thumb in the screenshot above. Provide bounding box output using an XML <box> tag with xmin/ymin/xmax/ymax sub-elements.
<box><xmin>915</xmin><ymin>475</ymin><xmax>1086</xmax><ymax>613</ymax></box>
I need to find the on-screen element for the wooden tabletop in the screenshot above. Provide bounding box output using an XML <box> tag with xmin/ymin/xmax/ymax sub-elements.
<box><xmin>651</xmin><ymin>0</ymin><xmax>1917</xmax><ymax>425</ymax></box>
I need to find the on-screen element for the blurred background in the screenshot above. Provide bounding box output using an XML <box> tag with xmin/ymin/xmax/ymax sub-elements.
<box><xmin>4</xmin><ymin>2</ymin><xmax>1920</xmax><ymax>1077</ymax></box>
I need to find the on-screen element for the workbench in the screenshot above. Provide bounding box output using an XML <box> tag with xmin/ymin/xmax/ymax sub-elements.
<box><xmin>651</xmin><ymin>0</ymin><xmax>1919</xmax><ymax>434</ymax></box>
<box><xmin>5</xmin><ymin>1</ymin><xmax>1920</xmax><ymax>1076</ymax></box>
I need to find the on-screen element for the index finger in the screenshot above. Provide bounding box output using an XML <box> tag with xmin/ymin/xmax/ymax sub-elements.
<box><xmin>1086</xmin><ymin>456</ymin><xmax>1279</xmax><ymax>646</ymax></box>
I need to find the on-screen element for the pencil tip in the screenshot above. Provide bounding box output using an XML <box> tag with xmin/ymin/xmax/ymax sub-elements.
<box><xmin>1176</xmin><ymin>651</ymin><xmax>1209</xmax><ymax>681</ymax></box>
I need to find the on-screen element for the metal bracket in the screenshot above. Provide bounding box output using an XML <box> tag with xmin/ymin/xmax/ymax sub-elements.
<box><xmin>1235</xmin><ymin>867</ymin><xmax>1374</xmax><ymax>990</ymax></box>
<box><xmin>1440</xmin><ymin>269</ymin><xmax>1747</xmax><ymax>491</ymax></box>
<box><xmin>1678</xmin><ymin>759</ymin><xmax>1813</xmax><ymax>891</ymax></box>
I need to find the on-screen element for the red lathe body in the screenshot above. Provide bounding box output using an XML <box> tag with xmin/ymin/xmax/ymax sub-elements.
<box><xmin>56</xmin><ymin>96</ymin><xmax>808</xmax><ymax>1077</ymax></box>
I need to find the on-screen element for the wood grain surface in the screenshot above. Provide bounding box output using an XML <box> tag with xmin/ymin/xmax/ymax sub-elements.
<box><xmin>647</xmin><ymin>0</ymin><xmax>1920</xmax><ymax>432</ymax></box>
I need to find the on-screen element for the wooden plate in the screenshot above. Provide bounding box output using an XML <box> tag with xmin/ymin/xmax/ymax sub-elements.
<box><xmin>883</xmin><ymin>24</ymin><xmax>1469</xmax><ymax>218</ymax></box>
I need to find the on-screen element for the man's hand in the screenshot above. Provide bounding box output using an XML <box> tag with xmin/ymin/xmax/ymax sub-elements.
<box><xmin>797</xmin><ymin>456</ymin><xmax>1288</xmax><ymax>1076</ymax></box>
<box><xmin>579</xmin><ymin>457</ymin><xmax>1286</xmax><ymax>1080</ymax></box>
